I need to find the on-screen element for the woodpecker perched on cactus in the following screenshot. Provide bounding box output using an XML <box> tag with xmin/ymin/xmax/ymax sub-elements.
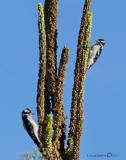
<box><xmin>22</xmin><ymin>108</ymin><xmax>41</xmax><ymax>147</ymax></box>
<box><xmin>87</xmin><ymin>39</ymin><xmax>106</xmax><ymax>70</ymax></box>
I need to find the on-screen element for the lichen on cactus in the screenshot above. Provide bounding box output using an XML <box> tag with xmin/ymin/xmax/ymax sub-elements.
<box><xmin>81</xmin><ymin>12</ymin><xmax>93</xmax><ymax>74</ymax></box>
<box><xmin>44</xmin><ymin>114</ymin><xmax>53</xmax><ymax>157</ymax></box>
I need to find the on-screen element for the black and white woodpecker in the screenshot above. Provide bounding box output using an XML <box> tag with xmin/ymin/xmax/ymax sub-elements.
<box><xmin>22</xmin><ymin>108</ymin><xmax>41</xmax><ymax>147</ymax></box>
<box><xmin>87</xmin><ymin>39</ymin><xmax>106</xmax><ymax>70</ymax></box>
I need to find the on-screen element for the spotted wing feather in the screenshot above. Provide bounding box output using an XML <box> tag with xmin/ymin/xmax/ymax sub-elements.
<box><xmin>23</xmin><ymin>118</ymin><xmax>40</xmax><ymax>147</ymax></box>
<box><xmin>93</xmin><ymin>47</ymin><xmax>102</xmax><ymax>64</ymax></box>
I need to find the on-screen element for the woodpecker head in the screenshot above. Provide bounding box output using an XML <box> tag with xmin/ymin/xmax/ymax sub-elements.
<box><xmin>22</xmin><ymin>108</ymin><xmax>34</xmax><ymax>118</ymax></box>
<box><xmin>96</xmin><ymin>39</ymin><xmax>106</xmax><ymax>46</ymax></box>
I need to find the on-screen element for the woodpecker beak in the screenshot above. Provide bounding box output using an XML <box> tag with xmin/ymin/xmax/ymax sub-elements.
<box><xmin>31</xmin><ymin>113</ymin><xmax>35</xmax><ymax>115</ymax></box>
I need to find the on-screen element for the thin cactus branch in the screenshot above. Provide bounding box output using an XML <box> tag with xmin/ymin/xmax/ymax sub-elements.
<box><xmin>67</xmin><ymin>0</ymin><xmax>92</xmax><ymax>151</ymax></box>
<box><xmin>72</xmin><ymin>12</ymin><xmax>93</xmax><ymax>160</ymax></box>
<box><xmin>44</xmin><ymin>0</ymin><xmax>58</xmax><ymax>107</ymax></box>
<box><xmin>53</xmin><ymin>47</ymin><xmax>69</xmax><ymax>158</ymax></box>
<box><xmin>37</xmin><ymin>3</ymin><xmax>47</xmax><ymax>145</ymax></box>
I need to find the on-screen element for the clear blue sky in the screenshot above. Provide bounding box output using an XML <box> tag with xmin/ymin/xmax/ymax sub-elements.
<box><xmin>0</xmin><ymin>0</ymin><xmax>126</xmax><ymax>159</ymax></box>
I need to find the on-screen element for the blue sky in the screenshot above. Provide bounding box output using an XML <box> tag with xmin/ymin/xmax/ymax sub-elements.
<box><xmin>0</xmin><ymin>0</ymin><xmax>126</xmax><ymax>159</ymax></box>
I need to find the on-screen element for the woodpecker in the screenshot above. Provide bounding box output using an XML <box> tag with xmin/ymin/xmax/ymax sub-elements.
<box><xmin>87</xmin><ymin>39</ymin><xmax>106</xmax><ymax>70</ymax></box>
<box><xmin>22</xmin><ymin>108</ymin><xmax>41</xmax><ymax>147</ymax></box>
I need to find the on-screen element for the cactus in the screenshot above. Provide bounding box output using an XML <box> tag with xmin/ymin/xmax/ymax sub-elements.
<box><xmin>37</xmin><ymin>1</ymin><xmax>92</xmax><ymax>159</ymax></box>
<box><xmin>22</xmin><ymin>0</ymin><xmax>93</xmax><ymax>159</ymax></box>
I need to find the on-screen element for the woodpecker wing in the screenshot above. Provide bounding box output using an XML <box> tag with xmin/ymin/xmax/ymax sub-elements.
<box><xmin>93</xmin><ymin>47</ymin><xmax>102</xmax><ymax>64</ymax></box>
<box><xmin>87</xmin><ymin>45</ymin><xmax>102</xmax><ymax>70</ymax></box>
<box><xmin>23</xmin><ymin>118</ymin><xmax>40</xmax><ymax>147</ymax></box>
